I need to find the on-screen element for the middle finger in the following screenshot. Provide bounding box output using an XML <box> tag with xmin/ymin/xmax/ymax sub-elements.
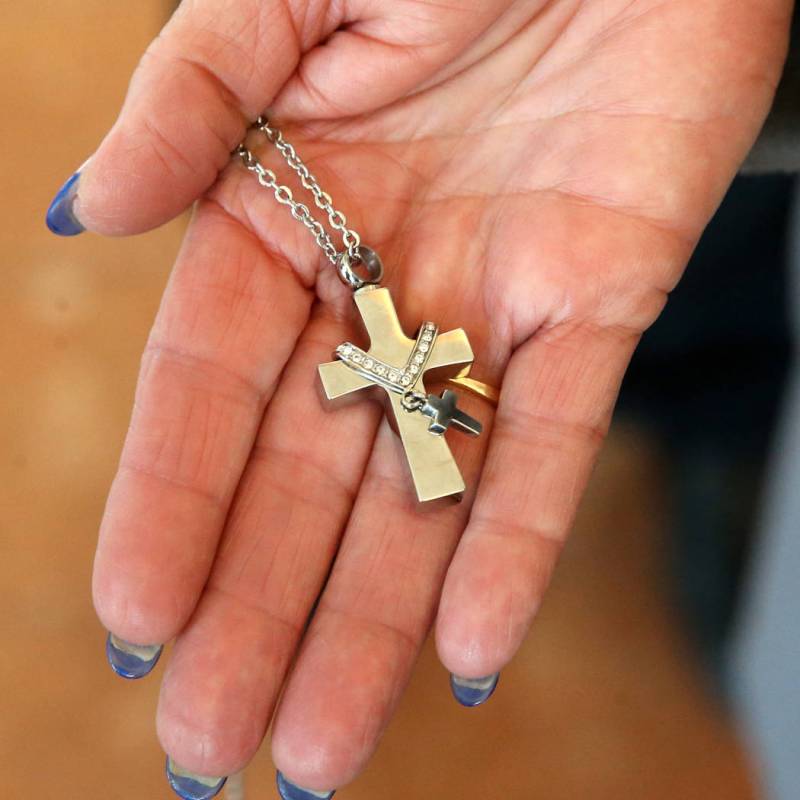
<box><xmin>155</xmin><ymin>304</ymin><xmax>381</xmax><ymax>777</ymax></box>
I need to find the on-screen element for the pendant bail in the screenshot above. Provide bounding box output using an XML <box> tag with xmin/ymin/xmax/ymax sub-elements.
<box><xmin>336</xmin><ymin>245</ymin><xmax>384</xmax><ymax>290</ymax></box>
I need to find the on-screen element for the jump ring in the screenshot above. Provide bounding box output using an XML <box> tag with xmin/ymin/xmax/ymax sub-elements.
<box><xmin>336</xmin><ymin>245</ymin><xmax>384</xmax><ymax>290</ymax></box>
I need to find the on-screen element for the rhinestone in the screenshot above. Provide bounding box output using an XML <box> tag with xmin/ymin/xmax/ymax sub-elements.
<box><xmin>363</xmin><ymin>358</ymin><xmax>374</xmax><ymax>369</ymax></box>
<box><xmin>340</xmin><ymin>344</ymin><xmax>353</xmax><ymax>356</ymax></box>
<box><xmin>413</xmin><ymin>353</ymin><xmax>425</xmax><ymax>364</ymax></box>
<box><xmin>419</xmin><ymin>342</ymin><xmax>429</xmax><ymax>353</ymax></box>
<box><xmin>409</xmin><ymin>364</ymin><xmax>419</xmax><ymax>374</ymax></box>
<box><xmin>352</xmin><ymin>353</ymin><xmax>363</xmax><ymax>363</ymax></box>
<box><xmin>400</xmin><ymin>374</ymin><xmax>412</xmax><ymax>386</ymax></box>
<box><xmin>388</xmin><ymin>370</ymin><xmax>399</xmax><ymax>382</ymax></box>
<box><xmin>422</xmin><ymin>332</ymin><xmax>433</xmax><ymax>342</ymax></box>
<box><xmin>375</xmin><ymin>365</ymin><xmax>387</xmax><ymax>375</ymax></box>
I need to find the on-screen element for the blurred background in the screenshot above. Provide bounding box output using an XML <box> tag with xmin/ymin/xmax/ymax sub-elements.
<box><xmin>2</xmin><ymin>3</ymin><xmax>798</xmax><ymax>799</ymax></box>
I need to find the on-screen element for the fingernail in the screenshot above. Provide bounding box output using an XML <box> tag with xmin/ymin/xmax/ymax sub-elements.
<box><xmin>450</xmin><ymin>672</ymin><xmax>500</xmax><ymax>707</ymax></box>
<box><xmin>105</xmin><ymin>632</ymin><xmax>163</xmax><ymax>679</ymax></box>
<box><xmin>166</xmin><ymin>757</ymin><xmax>227</xmax><ymax>800</ymax></box>
<box><xmin>276</xmin><ymin>771</ymin><xmax>335</xmax><ymax>800</ymax></box>
<box><xmin>46</xmin><ymin>171</ymin><xmax>85</xmax><ymax>236</ymax></box>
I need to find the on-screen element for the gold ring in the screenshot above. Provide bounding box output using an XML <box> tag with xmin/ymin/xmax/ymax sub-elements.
<box><xmin>446</xmin><ymin>375</ymin><xmax>500</xmax><ymax>407</ymax></box>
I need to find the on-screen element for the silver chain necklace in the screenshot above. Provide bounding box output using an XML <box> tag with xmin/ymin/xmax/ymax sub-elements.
<box><xmin>235</xmin><ymin>117</ymin><xmax>381</xmax><ymax>290</ymax></box>
<box><xmin>235</xmin><ymin>118</ymin><xmax>484</xmax><ymax>502</ymax></box>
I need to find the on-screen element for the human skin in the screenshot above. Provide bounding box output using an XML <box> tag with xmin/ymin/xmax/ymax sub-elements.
<box><xmin>53</xmin><ymin>0</ymin><xmax>793</xmax><ymax>794</ymax></box>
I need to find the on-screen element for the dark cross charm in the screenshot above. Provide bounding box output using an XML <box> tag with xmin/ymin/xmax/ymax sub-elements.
<box><xmin>417</xmin><ymin>390</ymin><xmax>483</xmax><ymax>437</ymax></box>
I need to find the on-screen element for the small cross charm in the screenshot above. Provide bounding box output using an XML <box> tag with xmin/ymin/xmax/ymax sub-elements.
<box><xmin>318</xmin><ymin>286</ymin><xmax>480</xmax><ymax>501</ymax></box>
<box><xmin>416</xmin><ymin>390</ymin><xmax>482</xmax><ymax>437</ymax></box>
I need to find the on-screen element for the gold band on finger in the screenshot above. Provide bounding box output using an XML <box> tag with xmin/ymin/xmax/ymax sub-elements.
<box><xmin>446</xmin><ymin>375</ymin><xmax>500</xmax><ymax>407</ymax></box>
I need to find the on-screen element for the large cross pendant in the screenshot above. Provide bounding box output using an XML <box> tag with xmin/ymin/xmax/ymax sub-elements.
<box><xmin>318</xmin><ymin>286</ymin><xmax>478</xmax><ymax>502</ymax></box>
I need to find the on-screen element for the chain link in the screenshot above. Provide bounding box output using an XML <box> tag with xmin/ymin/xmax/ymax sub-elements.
<box><xmin>235</xmin><ymin>116</ymin><xmax>362</xmax><ymax>267</ymax></box>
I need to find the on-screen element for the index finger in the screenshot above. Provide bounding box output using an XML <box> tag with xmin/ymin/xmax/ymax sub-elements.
<box><xmin>92</xmin><ymin>200</ymin><xmax>311</xmax><ymax>649</ymax></box>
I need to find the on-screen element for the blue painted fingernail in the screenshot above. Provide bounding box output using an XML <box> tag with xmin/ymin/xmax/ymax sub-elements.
<box><xmin>46</xmin><ymin>171</ymin><xmax>85</xmax><ymax>236</ymax></box>
<box><xmin>105</xmin><ymin>633</ymin><xmax>163</xmax><ymax>679</ymax></box>
<box><xmin>166</xmin><ymin>758</ymin><xmax>227</xmax><ymax>800</ymax></box>
<box><xmin>450</xmin><ymin>672</ymin><xmax>500</xmax><ymax>707</ymax></box>
<box><xmin>276</xmin><ymin>771</ymin><xmax>335</xmax><ymax>800</ymax></box>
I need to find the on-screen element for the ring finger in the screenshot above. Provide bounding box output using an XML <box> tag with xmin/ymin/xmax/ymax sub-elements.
<box><xmin>269</xmin><ymin>386</ymin><xmax>496</xmax><ymax>796</ymax></box>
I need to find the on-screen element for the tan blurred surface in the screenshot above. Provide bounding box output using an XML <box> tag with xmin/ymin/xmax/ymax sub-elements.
<box><xmin>1</xmin><ymin>3</ymin><xmax>759</xmax><ymax>798</ymax></box>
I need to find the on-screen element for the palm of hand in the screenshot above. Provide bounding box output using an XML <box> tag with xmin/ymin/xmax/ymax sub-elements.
<box><xmin>81</xmin><ymin>0</ymin><xmax>789</xmax><ymax>792</ymax></box>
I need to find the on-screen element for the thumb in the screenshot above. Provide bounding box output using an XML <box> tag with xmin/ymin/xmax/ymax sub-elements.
<box><xmin>46</xmin><ymin>0</ymin><xmax>322</xmax><ymax>237</ymax></box>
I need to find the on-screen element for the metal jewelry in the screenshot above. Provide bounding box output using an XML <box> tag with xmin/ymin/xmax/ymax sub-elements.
<box><xmin>236</xmin><ymin>118</ymin><xmax>488</xmax><ymax>501</ymax></box>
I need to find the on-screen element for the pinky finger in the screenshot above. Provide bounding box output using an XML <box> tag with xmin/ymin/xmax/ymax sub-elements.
<box><xmin>435</xmin><ymin>321</ymin><xmax>639</xmax><ymax>688</ymax></box>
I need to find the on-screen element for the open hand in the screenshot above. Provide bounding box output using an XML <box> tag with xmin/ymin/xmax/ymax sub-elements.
<box><xmin>49</xmin><ymin>0</ymin><xmax>791</xmax><ymax>797</ymax></box>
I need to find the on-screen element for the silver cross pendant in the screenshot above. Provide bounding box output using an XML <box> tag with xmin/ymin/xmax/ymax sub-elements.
<box><xmin>318</xmin><ymin>285</ymin><xmax>482</xmax><ymax>502</ymax></box>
